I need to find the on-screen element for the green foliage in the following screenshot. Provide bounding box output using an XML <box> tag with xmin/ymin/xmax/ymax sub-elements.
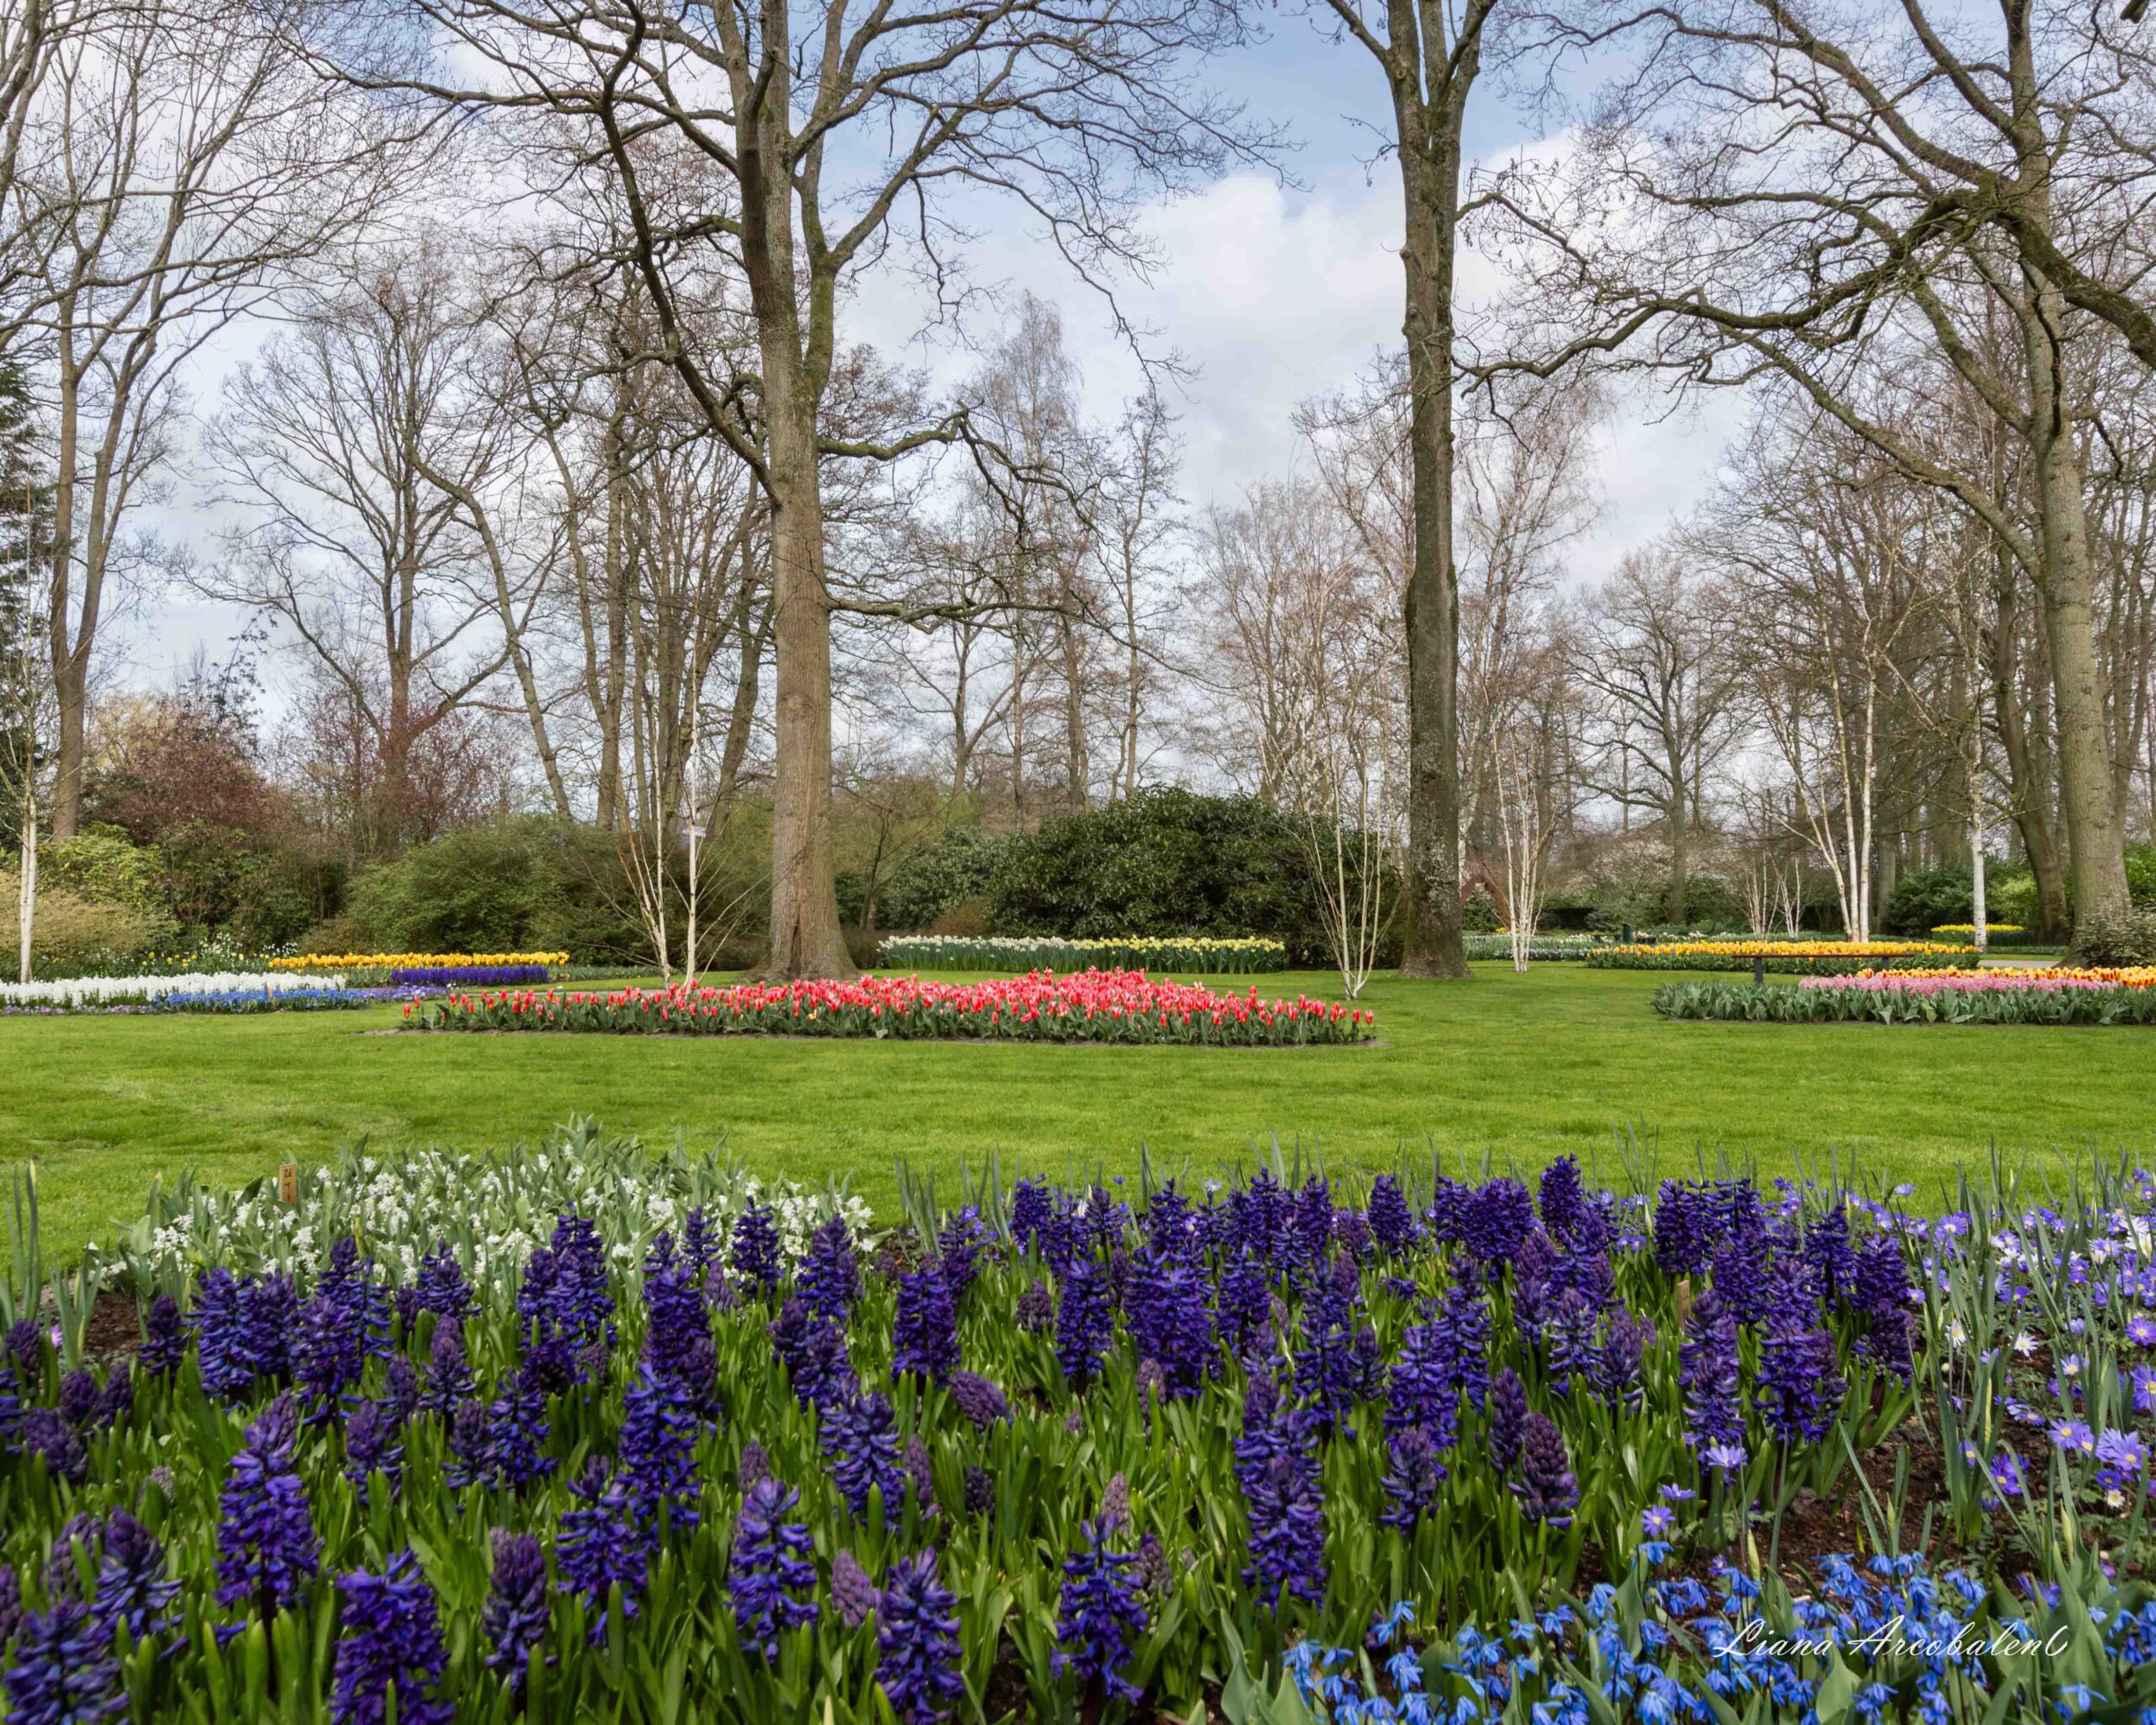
<box><xmin>152</xmin><ymin>821</ymin><xmax>325</xmax><ymax>950</ymax></box>
<box><xmin>1654</xmin><ymin>976</ymin><xmax>2156</xmax><ymax>1024</ymax></box>
<box><xmin>2070</xmin><ymin>905</ymin><xmax>2156</xmax><ymax>967</ymax></box>
<box><xmin>1459</xmin><ymin>884</ymin><xmax>1501</xmax><ymax>933</ymax></box>
<box><xmin>2127</xmin><ymin>841</ymin><xmax>2156</xmax><ymax>906</ymax></box>
<box><xmin>37</xmin><ymin>825</ymin><xmax>166</xmax><ymax>911</ymax></box>
<box><xmin>877</xmin><ymin>825</ymin><xmax>1014</xmax><ymax>933</ymax></box>
<box><xmin>1988</xmin><ymin>868</ymin><xmax>2040</xmax><ymax>928</ymax></box>
<box><xmin>341</xmin><ymin>815</ymin><xmax>769</xmax><ymax>964</ymax></box>
<box><xmin>0</xmin><ymin>869</ymin><xmax>178</xmax><ymax>973</ymax></box>
<box><xmin>1881</xmin><ymin>865</ymin><xmax>1975</xmax><ymax>936</ymax></box>
<box><xmin>988</xmin><ymin>788</ymin><xmax>1332</xmax><ymax>959</ymax></box>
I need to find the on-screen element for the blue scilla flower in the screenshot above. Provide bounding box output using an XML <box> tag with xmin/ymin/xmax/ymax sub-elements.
<box><xmin>729</xmin><ymin>1477</ymin><xmax>820</xmax><ymax>1658</ymax></box>
<box><xmin>3</xmin><ymin>1595</ymin><xmax>123</xmax><ymax>1725</ymax></box>
<box><xmin>331</xmin><ymin>1550</ymin><xmax>452</xmax><ymax>1725</ymax></box>
<box><xmin>482</xmin><ymin>1530</ymin><xmax>550</xmax><ymax>1697</ymax></box>
<box><xmin>557</xmin><ymin>1458</ymin><xmax>650</xmax><ymax>1643</ymax></box>
<box><xmin>216</xmin><ymin>1393</ymin><xmax>319</xmax><ymax>1623</ymax></box>
<box><xmin>877</xmin><ymin>1550</ymin><xmax>965</xmax><ymax>1724</ymax></box>
<box><xmin>1053</xmin><ymin>1514</ymin><xmax>1149</xmax><ymax>1706</ymax></box>
<box><xmin>821</xmin><ymin>1387</ymin><xmax>905</xmax><ymax>1516</ymax></box>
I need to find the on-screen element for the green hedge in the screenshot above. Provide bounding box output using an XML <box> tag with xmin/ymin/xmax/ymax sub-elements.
<box><xmin>1584</xmin><ymin>943</ymin><xmax>1978</xmax><ymax>975</ymax></box>
<box><xmin>878</xmin><ymin>934</ymin><xmax>1289</xmax><ymax>973</ymax></box>
<box><xmin>1652</xmin><ymin>979</ymin><xmax>2156</xmax><ymax>1023</ymax></box>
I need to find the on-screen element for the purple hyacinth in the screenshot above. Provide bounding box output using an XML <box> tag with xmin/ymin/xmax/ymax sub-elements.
<box><xmin>642</xmin><ymin>1233</ymin><xmax>712</xmax><ymax>1389</ymax></box>
<box><xmin>483</xmin><ymin>1530</ymin><xmax>550</xmax><ymax>1696</ymax></box>
<box><xmin>1435</xmin><ymin>1278</ymin><xmax>1491</xmax><ymax>1409</ymax></box>
<box><xmin>729</xmin><ymin>1477</ymin><xmax>821</xmax><ymax>1657</ymax></box>
<box><xmin>1854</xmin><ymin>1236</ymin><xmax>1915</xmax><ymax>1381</ymax></box>
<box><xmin>620</xmin><ymin>1359</ymin><xmax>702</xmax><ymax>1532</ymax></box>
<box><xmin>1241</xmin><ymin>1442</ymin><xmax>1327</xmax><ymax>1604</ymax></box>
<box><xmin>18</xmin><ymin>1408</ymin><xmax>86</xmax><ymax>1484</ymax></box>
<box><xmin>1591</xmin><ymin>1306</ymin><xmax>1655</xmax><ymax>1410</ymax></box>
<box><xmin>1385</xmin><ymin>1314</ymin><xmax>1460</xmax><ymax>1448</ymax></box>
<box><xmin>1462</xmin><ymin>1178</ymin><xmax>1534</xmax><ymax>1276</ymax></box>
<box><xmin>138</xmin><ymin>1294</ymin><xmax>187</xmax><ymax>1379</ymax></box>
<box><xmin>331</xmin><ymin>1550</ymin><xmax>452</xmax><ymax>1725</ymax></box>
<box><xmin>557</xmin><ymin>1458</ymin><xmax>650</xmax><ymax>1642</ymax></box>
<box><xmin>877</xmin><ymin>1550</ymin><xmax>965</xmax><ymax>1724</ymax></box>
<box><xmin>1486</xmin><ymin>1368</ymin><xmax>1529</xmax><ymax>1477</ymax></box>
<box><xmin>0</xmin><ymin>1562</ymin><xmax>19</xmax><ymax>1648</ymax></box>
<box><xmin>1128</xmin><ymin>1255</ymin><xmax>1215</xmax><ymax>1398</ymax></box>
<box><xmin>419</xmin><ymin>1319</ymin><xmax>475</xmax><ymax>1419</ymax></box>
<box><xmin>1292</xmin><ymin>1259</ymin><xmax>1380</xmax><ymax>1437</ymax></box>
<box><xmin>1016</xmin><ymin>1279</ymin><xmax>1054</xmax><ymax>1332</ymax></box>
<box><xmin>488</xmin><ymin>1368</ymin><xmax>557</xmax><ymax>1489</ymax></box>
<box><xmin>937</xmin><ymin>1207</ymin><xmax>985</xmax><ymax>1306</ymax></box>
<box><xmin>831</xmin><ymin>1548</ymin><xmax>879</xmax><ymax>1626</ymax></box>
<box><xmin>1215</xmin><ymin>1258</ymin><xmax>1273</xmax><ymax>1359</ymax></box>
<box><xmin>894</xmin><ymin>1266</ymin><xmax>959</xmax><ymax>1385</ymax></box>
<box><xmin>731</xmin><ymin>1200</ymin><xmax>784</xmax><ymax>1299</ymax></box>
<box><xmin>1758</xmin><ymin>1315</ymin><xmax>1845</xmax><ymax>1447</ymax></box>
<box><xmin>414</xmin><ymin>1242</ymin><xmax>474</xmax><ymax>1320</ymax></box>
<box><xmin>1538</xmin><ymin>1156</ymin><xmax>1587</xmax><ymax>1242</ymax></box>
<box><xmin>1679</xmin><ymin>1290</ymin><xmax>1745</xmax><ymax>1463</ymax></box>
<box><xmin>769</xmin><ymin>1299</ymin><xmax>855</xmax><ymax>1410</ymax></box>
<box><xmin>190</xmin><ymin>1268</ymin><xmax>255</xmax><ymax>1400</ymax></box>
<box><xmin>1653</xmin><ymin>1180</ymin><xmax>1717</xmax><ymax>1276</ymax></box>
<box><xmin>1367</xmin><ymin>1175</ymin><xmax>1419</xmax><ymax>1255</ymax></box>
<box><xmin>216</xmin><ymin>1393</ymin><xmax>320</xmax><ymax>1622</ymax></box>
<box><xmin>546</xmin><ymin>1216</ymin><xmax>616</xmax><ymax>1348</ymax></box>
<box><xmin>1054</xmin><ymin>1258</ymin><xmax>1111</xmax><ymax>1387</ymax></box>
<box><xmin>1513</xmin><ymin>1412</ymin><xmax>1578</xmax><ymax>1528</ymax></box>
<box><xmin>1380</xmin><ymin>1423</ymin><xmax>1448</xmax><ymax>1531</ymax></box>
<box><xmin>343</xmin><ymin>1398</ymin><xmax>404</xmax><ymax>1497</ymax></box>
<box><xmin>93</xmin><ymin>1512</ymin><xmax>179</xmax><ymax>1648</ymax></box>
<box><xmin>245</xmin><ymin>1272</ymin><xmax>299</xmax><ymax>1383</ymax></box>
<box><xmin>821</xmin><ymin>1388</ymin><xmax>906</xmax><ymax>1516</ymax></box>
<box><xmin>1053</xmin><ymin>1515</ymin><xmax>1149</xmax><ymax>1706</ymax></box>
<box><xmin>950</xmin><ymin>1370</ymin><xmax>1010</xmax><ymax>1428</ymax></box>
<box><xmin>3</xmin><ymin>1596</ymin><xmax>122</xmax><ymax>1725</ymax></box>
<box><xmin>1011</xmin><ymin>1178</ymin><xmax>1054</xmax><ymax>1253</ymax></box>
<box><xmin>382</xmin><ymin>1355</ymin><xmax>420</xmax><ymax>1427</ymax></box>
<box><xmin>798</xmin><ymin>1213</ymin><xmax>860</xmax><ymax>1320</ymax></box>
<box><xmin>1545</xmin><ymin>1288</ymin><xmax>1600</xmax><ymax>1397</ymax></box>
<box><xmin>1803</xmin><ymin>1204</ymin><xmax>1860</xmax><ymax>1307</ymax></box>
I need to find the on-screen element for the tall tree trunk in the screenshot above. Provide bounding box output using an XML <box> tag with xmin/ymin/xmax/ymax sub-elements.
<box><xmin>1989</xmin><ymin>557</ymin><xmax>2070</xmax><ymax>939</ymax></box>
<box><xmin>1392</xmin><ymin>73</ymin><xmax>1474</xmax><ymax>980</ymax></box>
<box><xmin>742</xmin><ymin>113</ymin><xmax>851</xmax><ymax>979</ymax></box>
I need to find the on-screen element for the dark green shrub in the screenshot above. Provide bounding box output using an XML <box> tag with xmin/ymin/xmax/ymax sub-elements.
<box><xmin>878</xmin><ymin>827</ymin><xmax>1015</xmax><ymax>932</ymax></box>
<box><xmin>987</xmin><ymin>788</ymin><xmax>1344</xmax><ymax>961</ymax></box>
<box><xmin>2128</xmin><ymin>842</ymin><xmax>2156</xmax><ymax>907</ymax></box>
<box><xmin>1460</xmin><ymin>884</ymin><xmax>1501</xmax><ymax>933</ymax></box>
<box><xmin>1881</xmin><ymin>866</ymin><xmax>1974</xmax><ymax>936</ymax></box>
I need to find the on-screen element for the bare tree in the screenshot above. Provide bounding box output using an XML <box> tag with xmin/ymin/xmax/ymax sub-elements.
<box><xmin>336</xmin><ymin>0</ymin><xmax>1267</xmax><ymax>977</ymax></box>
<box><xmin>1493</xmin><ymin>0</ymin><xmax>2152</xmax><ymax>939</ymax></box>
<box><xmin>10</xmin><ymin>0</ymin><xmax>430</xmax><ymax>837</ymax></box>
<box><xmin>1572</xmin><ymin>545</ymin><xmax>1745</xmax><ymax>924</ymax></box>
<box><xmin>203</xmin><ymin>248</ymin><xmax>513</xmax><ymax>857</ymax></box>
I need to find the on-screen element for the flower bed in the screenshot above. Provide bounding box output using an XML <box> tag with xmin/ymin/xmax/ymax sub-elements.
<box><xmin>1462</xmin><ymin>932</ymin><xmax>1608</xmax><ymax>960</ymax></box>
<box><xmin>272</xmin><ymin>950</ymin><xmax>569</xmax><ymax>974</ymax></box>
<box><xmin>1585</xmin><ymin>939</ymin><xmax>1978</xmax><ymax>975</ymax></box>
<box><xmin>409</xmin><ymin>969</ymin><xmax>1374</xmax><ymax>1045</ymax></box>
<box><xmin>877</xmin><ymin>934</ymin><xmax>1289</xmax><ymax>973</ymax></box>
<box><xmin>1655</xmin><ymin>967</ymin><xmax>2156</xmax><ymax>1023</ymax></box>
<box><xmin>387</xmin><ymin>964</ymin><xmax>552</xmax><ymax>987</ymax></box>
<box><xmin>0</xmin><ymin>970</ymin><xmax>353</xmax><ymax>1011</ymax></box>
<box><xmin>6</xmin><ymin>1146</ymin><xmax>2152</xmax><ymax>1722</ymax></box>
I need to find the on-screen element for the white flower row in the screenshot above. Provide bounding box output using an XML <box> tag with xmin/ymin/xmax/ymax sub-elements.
<box><xmin>0</xmin><ymin>969</ymin><xmax>348</xmax><ymax>1008</ymax></box>
<box><xmin>104</xmin><ymin>1119</ymin><xmax>876</xmax><ymax>1299</ymax></box>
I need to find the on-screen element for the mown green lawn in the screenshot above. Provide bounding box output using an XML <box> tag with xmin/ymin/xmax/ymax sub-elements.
<box><xmin>4</xmin><ymin>962</ymin><xmax>2152</xmax><ymax>1257</ymax></box>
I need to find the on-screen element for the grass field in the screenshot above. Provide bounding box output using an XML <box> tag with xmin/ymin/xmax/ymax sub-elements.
<box><xmin>5</xmin><ymin>962</ymin><xmax>2153</xmax><ymax>1258</ymax></box>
